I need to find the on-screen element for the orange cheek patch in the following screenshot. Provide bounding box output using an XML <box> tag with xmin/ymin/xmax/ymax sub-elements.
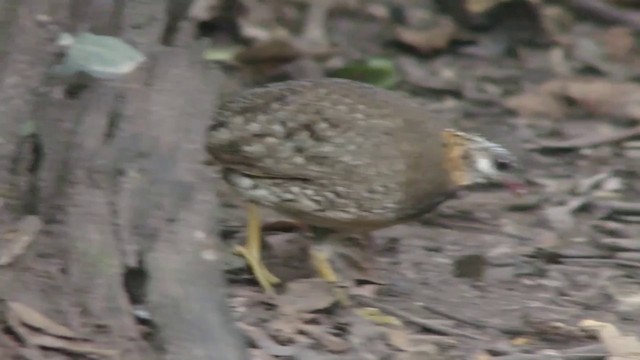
<box><xmin>442</xmin><ymin>129</ymin><xmax>470</xmax><ymax>187</ymax></box>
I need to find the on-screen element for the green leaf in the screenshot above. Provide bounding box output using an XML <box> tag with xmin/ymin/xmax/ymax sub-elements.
<box><xmin>202</xmin><ymin>47</ymin><xmax>240</xmax><ymax>62</ymax></box>
<box><xmin>19</xmin><ymin>120</ymin><xmax>36</xmax><ymax>137</ymax></box>
<box><xmin>50</xmin><ymin>32</ymin><xmax>146</xmax><ymax>80</ymax></box>
<box><xmin>329</xmin><ymin>57</ymin><xmax>398</xmax><ymax>88</ymax></box>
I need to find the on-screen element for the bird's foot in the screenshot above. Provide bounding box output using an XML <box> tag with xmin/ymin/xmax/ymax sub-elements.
<box><xmin>309</xmin><ymin>245</ymin><xmax>351</xmax><ymax>306</ymax></box>
<box><xmin>237</xmin><ymin>202</ymin><xmax>281</xmax><ymax>296</ymax></box>
<box><xmin>234</xmin><ymin>244</ymin><xmax>281</xmax><ymax>295</ymax></box>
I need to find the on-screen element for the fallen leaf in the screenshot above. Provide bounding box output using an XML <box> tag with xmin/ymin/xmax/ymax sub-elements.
<box><xmin>385</xmin><ymin>328</ymin><xmax>412</xmax><ymax>351</ymax></box>
<box><xmin>26</xmin><ymin>333</ymin><xmax>118</xmax><ymax>358</ymax></box>
<box><xmin>540</xmin><ymin>5</ymin><xmax>574</xmax><ymax>42</ymax></box>
<box><xmin>599</xmin><ymin>26</ymin><xmax>636</xmax><ymax>61</ymax></box>
<box><xmin>354</xmin><ymin>307</ymin><xmax>403</xmax><ymax>327</ymax></box>
<box><xmin>203</xmin><ymin>46</ymin><xmax>241</xmax><ymax>62</ymax></box>
<box><xmin>511</xmin><ymin>336</ymin><xmax>534</xmax><ymax>346</ymax></box>
<box><xmin>506</xmin><ymin>77</ymin><xmax>640</xmax><ymax>122</ymax></box>
<box><xmin>7</xmin><ymin>301</ymin><xmax>80</xmax><ymax>339</ymax></box>
<box><xmin>540</xmin><ymin>78</ymin><xmax>640</xmax><ymax>121</ymax></box>
<box><xmin>394</xmin><ymin>17</ymin><xmax>458</xmax><ymax>55</ymax></box>
<box><xmin>0</xmin><ymin>216</ymin><xmax>43</xmax><ymax>266</ymax></box>
<box><xmin>298</xmin><ymin>324</ymin><xmax>350</xmax><ymax>353</ymax></box>
<box><xmin>6</xmin><ymin>307</ymin><xmax>115</xmax><ymax>358</ymax></box>
<box><xmin>249</xmin><ymin>349</ymin><xmax>279</xmax><ymax>360</ymax></box>
<box><xmin>472</xmin><ymin>350</ymin><xmax>494</xmax><ymax>360</ymax></box>
<box><xmin>578</xmin><ymin>319</ymin><xmax>640</xmax><ymax>359</ymax></box>
<box><xmin>237</xmin><ymin>323</ymin><xmax>299</xmax><ymax>357</ymax></box>
<box><xmin>606</xmin><ymin>280</ymin><xmax>640</xmax><ymax>315</ymax></box>
<box><xmin>465</xmin><ymin>0</ymin><xmax>505</xmax><ymax>14</ymax></box>
<box><xmin>329</xmin><ymin>57</ymin><xmax>399</xmax><ymax>89</ymax></box>
<box><xmin>544</xmin><ymin>203</ymin><xmax>578</xmax><ymax>234</ymax></box>
<box><xmin>503</xmin><ymin>91</ymin><xmax>567</xmax><ymax>119</ymax></box>
<box><xmin>266</xmin><ymin>317</ymin><xmax>305</xmax><ymax>345</ymax></box>
<box><xmin>235</xmin><ymin>38</ymin><xmax>303</xmax><ymax>65</ymax></box>
<box><xmin>278</xmin><ymin>278</ymin><xmax>335</xmax><ymax>313</ymax></box>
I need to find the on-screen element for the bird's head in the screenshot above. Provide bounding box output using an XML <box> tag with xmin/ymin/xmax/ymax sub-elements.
<box><xmin>442</xmin><ymin>129</ymin><xmax>527</xmax><ymax>194</ymax></box>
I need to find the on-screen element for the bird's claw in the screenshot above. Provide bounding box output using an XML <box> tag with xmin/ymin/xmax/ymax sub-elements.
<box><xmin>234</xmin><ymin>244</ymin><xmax>281</xmax><ymax>295</ymax></box>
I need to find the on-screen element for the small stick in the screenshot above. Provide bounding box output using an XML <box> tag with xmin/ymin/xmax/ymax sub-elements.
<box><xmin>527</xmin><ymin>125</ymin><xmax>640</xmax><ymax>151</ymax></box>
<box><xmin>560</xmin><ymin>0</ymin><xmax>640</xmax><ymax>31</ymax></box>
<box><xmin>353</xmin><ymin>296</ymin><xmax>488</xmax><ymax>341</ymax></box>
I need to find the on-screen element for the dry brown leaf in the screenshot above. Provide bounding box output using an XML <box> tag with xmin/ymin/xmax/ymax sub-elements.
<box><xmin>507</xmin><ymin>78</ymin><xmax>640</xmax><ymax>121</ymax></box>
<box><xmin>27</xmin><ymin>333</ymin><xmax>118</xmax><ymax>358</ymax></box>
<box><xmin>540</xmin><ymin>5</ymin><xmax>574</xmax><ymax>41</ymax></box>
<box><xmin>266</xmin><ymin>317</ymin><xmax>307</xmax><ymax>345</ymax></box>
<box><xmin>465</xmin><ymin>0</ymin><xmax>506</xmax><ymax>14</ymax></box>
<box><xmin>599</xmin><ymin>26</ymin><xmax>636</xmax><ymax>60</ymax></box>
<box><xmin>385</xmin><ymin>328</ymin><xmax>412</xmax><ymax>351</ymax></box>
<box><xmin>298</xmin><ymin>324</ymin><xmax>350</xmax><ymax>353</ymax></box>
<box><xmin>237</xmin><ymin>323</ymin><xmax>299</xmax><ymax>357</ymax></box>
<box><xmin>354</xmin><ymin>307</ymin><xmax>403</xmax><ymax>327</ymax></box>
<box><xmin>0</xmin><ymin>216</ymin><xmax>43</xmax><ymax>266</ymax></box>
<box><xmin>394</xmin><ymin>18</ymin><xmax>458</xmax><ymax>55</ymax></box>
<box><xmin>235</xmin><ymin>38</ymin><xmax>303</xmax><ymax>65</ymax></box>
<box><xmin>503</xmin><ymin>91</ymin><xmax>568</xmax><ymax>119</ymax></box>
<box><xmin>578</xmin><ymin>320</ymin><xmax>640</xmax><ymax>360</ymax></box>
<box><xmin>278</xmin><ymin>278</ymin><xmax>335</xmax><ymax>313</ymax></box>
<box><xmin>540</xmin><ymin>78</ymin><xmax>640</xmax><ymax>121</ymax></box>
<box><xmin>249</xmin><ymin>349</ymin><xmax>279</xmax><ymax>360</ymax></box>
<box><xmin>472</xmin><ymin>350</ymin><xmax>494</xmax><ymax>360</ymax></box>
<box><xmin>6</xmin><ymin>306</ymin><xmax>116</xmax><ymax>358</ymax></box>
<box><xmin>7</xmin><ymin>301</ymin><xmax>80</xmax><ymax>339</ymax></box>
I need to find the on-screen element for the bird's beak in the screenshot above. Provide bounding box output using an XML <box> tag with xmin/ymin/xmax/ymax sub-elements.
<box><xmin>504</xmin><ymin>180</ymin><xmax>528</xmax><ymax>195</ymax></box>
<box><xmin>501</xmin><ymin>171</ymin><xmax>528</xmax><ymax>195</ymax></box>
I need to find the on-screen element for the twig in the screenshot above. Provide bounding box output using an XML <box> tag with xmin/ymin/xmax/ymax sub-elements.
<box><xmin>236</xmin><ymin>323</ymin><xmax>300</xmax><ymax>357</ymax></box>
<box><xmin>352</xmin><ymin>296</ymin><xmax>488</xmax><ymax>341</ymax></box>
<box><xmin>6</xmin><ymin>310</ymin><xmax>45</xmax><ymax>360</ymax></box>
<box><xmin>559</xmin><ymin>0</ymin><xmax>640</xmax><ymax>31</ymax></box>
<box><xmin>563</xmin><ymin>257</ymin><xmax>640</xmax><ymax>268</ymax></box>
<box><xmin>417</xmin><ymin>301</ymin><xmax>529</xmax><ymax>336</ymax></box>
<box><xmin>597</xmin><ymin>200</ymin><xmax>640</xmax><ymax>216</ymax></box>
<box><xmin>527</xmin><ymin>125</ymin><xmax>640</xmax><ymax>151</ymax></box>
<box><xmin>495</xmin><ymin>343</ymin><xmax>606</xmax><ymax>360</ymax></box>
<box><xmin>421</xmin><ymin>216</ymin><xmax>533</xmax><ymax>242</ymax></box>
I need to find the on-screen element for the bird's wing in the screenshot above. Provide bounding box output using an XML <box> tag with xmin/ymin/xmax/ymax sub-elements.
<box><xmin>207</xmin><ymin>79</ymin><xmax>407</xmax><ymax>184</ymax></box>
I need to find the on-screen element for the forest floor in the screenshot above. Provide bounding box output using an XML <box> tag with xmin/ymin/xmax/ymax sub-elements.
<box><xmin>3</xmin><ymin>1</ymin><xmax>640</xmax><ymax>359</ymax></box>
<box><xmin>213</xmin><ymin>1</ymin><xmax>640</xmax><ymax>359</ymax></box>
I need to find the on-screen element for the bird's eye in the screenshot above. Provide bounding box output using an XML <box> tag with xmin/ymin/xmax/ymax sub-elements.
<box><xmin>495</xmin><ymin>159</ymin><xmax>512</xmax><ymax>171</ymax></box>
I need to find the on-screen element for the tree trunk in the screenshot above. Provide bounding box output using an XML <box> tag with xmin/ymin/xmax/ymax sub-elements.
<box><xmin>0</xmin><ymin>1</ymin><xmax>248</xmax><ymax>359</ymax></box>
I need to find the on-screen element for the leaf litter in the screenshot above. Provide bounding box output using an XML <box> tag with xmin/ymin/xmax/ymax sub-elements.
<box><xmin>4</xmin><ymin>301</ymin><xmax>117</xmax><ymax>358</ymax></box>
<box><xmin>8</xmin><ymin>0</ymin><xmax>640</xmax><ymax>358</ymax></box>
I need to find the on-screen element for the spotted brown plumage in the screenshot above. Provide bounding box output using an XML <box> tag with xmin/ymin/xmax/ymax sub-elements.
<box><xmin>206</xmin><ymin>78</ymin><xmax>524</xmax><ymax>301</ymax></box>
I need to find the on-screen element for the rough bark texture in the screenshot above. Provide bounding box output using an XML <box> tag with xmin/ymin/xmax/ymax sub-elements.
<box><xmin>0</xmin><ymin>0</ymin><xmax>248</xmax><ymax>359</ymax></box>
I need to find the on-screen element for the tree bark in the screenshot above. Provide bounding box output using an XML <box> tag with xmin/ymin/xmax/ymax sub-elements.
<box><xmin>0</xmin><ymin>0</ymin><xmax>248</xmax><ymax>359</ymax></box>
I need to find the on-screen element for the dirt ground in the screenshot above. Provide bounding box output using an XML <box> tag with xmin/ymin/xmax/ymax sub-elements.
<box><xmin>2</xmin><ymin>0</ymin><xmax>640</xmax><ymax>359</ymax></box>
<box><xmin>213</xmin><ymin>1</ymin><xmax>640</xmax><ymax>359</ymax></box>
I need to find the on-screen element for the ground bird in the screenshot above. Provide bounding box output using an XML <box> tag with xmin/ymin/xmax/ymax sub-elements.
<box><xmin>206</xmin><ymin>78</ymin><xmax>525</xmax><ymax>303</ymax></box>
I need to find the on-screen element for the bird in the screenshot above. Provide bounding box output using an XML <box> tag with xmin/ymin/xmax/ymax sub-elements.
<box><xmin>206</xmin><ymin>78</ymin><xmax>525</xmax><ymax>303</ymax></box>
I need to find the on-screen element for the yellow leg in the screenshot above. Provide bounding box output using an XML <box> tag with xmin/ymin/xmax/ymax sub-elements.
<box><xmin>309</xmin><ymin>245</ymin><xmax>351</xmax><ymax>306</ymax></box>
<box><xmin>309</xmin><ymin>230</ymin><xmax>401</xmax><ymax>326</ymax></box>
<box><xmin>234</xmin><ymin>203</ymin><xmax>281</xmax><ymax>295</ymax></box>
